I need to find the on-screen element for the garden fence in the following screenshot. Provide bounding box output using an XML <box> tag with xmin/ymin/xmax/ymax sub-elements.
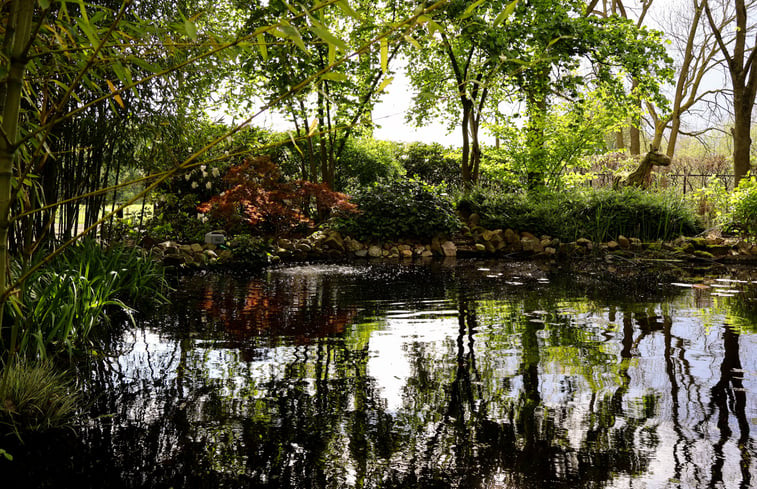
<box><xmin>587</xmin><ymin>172</ymin><xmax>735</xmax><ymax>194</ymax></box>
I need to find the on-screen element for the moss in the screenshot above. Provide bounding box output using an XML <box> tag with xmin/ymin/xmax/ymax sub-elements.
<box><xmin>693</xmin><ymin>250</ymin><xmax>715</xmax><ymax>259</ymax></box>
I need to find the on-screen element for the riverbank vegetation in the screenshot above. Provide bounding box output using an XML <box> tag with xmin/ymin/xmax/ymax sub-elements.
<box><xmin>2</xmin><ymin>0</ymin><xmax>757</xmax><ymax>440</ymax></box>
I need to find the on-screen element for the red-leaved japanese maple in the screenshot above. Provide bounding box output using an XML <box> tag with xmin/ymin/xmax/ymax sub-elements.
<box><xmin>197</xmin><ymin>156</ymin><xmax>356</xmax><ymax>234</ymax></box>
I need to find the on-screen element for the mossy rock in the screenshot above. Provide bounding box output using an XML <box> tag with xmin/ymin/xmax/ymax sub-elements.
<box><xmin>705</xmin><ymin>245</ymin><xmax>731</xmax><ymax>257</ymax></box>
<box><xmin>693</xmin><ymin>250</ymin><xmax>714</xmax><ymax>259</ymax></box>
<box><xmin>690</xmin><ymin>238</ymin><xmax>708</xmax><ymax>249</ymax></box>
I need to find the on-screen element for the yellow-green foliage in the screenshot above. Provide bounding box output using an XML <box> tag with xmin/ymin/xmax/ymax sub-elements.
<box><xmin>727</xmin><ymin>176</ymin><xmax>757</xmax><ymax>237</ymax></box>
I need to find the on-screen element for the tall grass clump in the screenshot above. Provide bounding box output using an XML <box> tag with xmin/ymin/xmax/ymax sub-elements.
<box><xmin>461</xmin><ymin>186</ymin><xmax>701</xmax><ymax>242</ymax></box>
<box><xmin>3</xmin><ymin>240</ymin><xmax>168</xmax><ymax>359</ymax></box>
<box><xmin>0</xmin><ymin>359</ymin><xmax>79</xmax><ymax>435</ymax></box>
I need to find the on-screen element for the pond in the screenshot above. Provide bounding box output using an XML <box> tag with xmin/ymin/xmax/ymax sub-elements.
<box><xmin>4</xmin><ymin>259</ymin><xmax>757</xmax><ymax>488</ymax></box>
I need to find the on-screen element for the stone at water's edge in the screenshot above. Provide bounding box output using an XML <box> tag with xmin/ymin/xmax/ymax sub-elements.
<box><xmin>368</xmin><ymin>245</ymin><xmax>382</xmax><ymax>258</ymax></box>
<box><xmin>441</xmin><ymin>241</ymin><xmax>457</xmax><ymax>257</ymax></box>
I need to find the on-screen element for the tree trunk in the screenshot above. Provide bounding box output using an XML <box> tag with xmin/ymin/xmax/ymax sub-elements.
<box><xmin>733</xmin><ymin>94</ymin><xmax>752</xmax><ymax>186</ymax></box>
<box><xmin>629</xmin><ymin>79</ymin><xmax>641</xmax><ymax>155</ymax></box>
<box><xmin>615</xmin><ymin>130</ymin><xmax>625</xmax><ymax>150</ymax></box>
<box><xmin>666</xmin><ymin>114</ymin><xmax>682</xmax><ymax>158</ymax></box>
<box><xmin>525</xmin><ymin>93</ymin><xmax>547</xmax><ymax>190</ymax></box>
<box><xmin>460</xmin><ymin>100</ymin><xmax>472</xmax><ymax>185</ymax></box>
<box><xmin>469</xmin><ymin>109</ymin><xmax>481</xmax><ymax>182</ymax></box>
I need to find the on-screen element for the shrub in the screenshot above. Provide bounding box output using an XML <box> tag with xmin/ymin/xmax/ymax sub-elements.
<box><xmin>198</xmin><ymin>156</ymin><xmax>356</xmax><ymax>236</ymax></box>
<box><xmin>726</xmin><ymin>176</ymin><xmax>757</xmax><ymax>236</ymax></box>
<box><xmin>334</xmin><ymin>179</ymin><xmax>460</xmax><ymax>241</ymax></box>
<box><xmin>337</xmin><ymin>137</ymin><xmax>405</xmax><ymax>191</ymax></box>
<box><xmin>396</xmin><ymin>142</ymin><xmax>461</xmax><ymax>186</ymax></box>
<box><xmin>227</xmin><ymin>234</ymin><xmax>272</xmax><ymax>268</ymax></box>
<box><xmin>464</xmin><ymin>187</ymin><xmax>701</xmax><ymax>242</ymax></box>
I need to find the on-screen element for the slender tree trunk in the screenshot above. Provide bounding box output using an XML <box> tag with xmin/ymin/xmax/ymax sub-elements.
<box><xmin>0</xmin><ymin>1</ymin><xmax>34</xmax><ymax>334</ymax></box>
<box><xmin>316</xmin><ymin>87</ymin><xmax>331</xmax><ymax>188</ymax></box>
<box><xmin>615</xmin><ymin>130</ymin><xmax>625</xmax><ymax>150</ymax></box>
<box><xmin>667</xmin><ymin>114</ymin><xmax>682</xmax><ymax>158</ymax></box>
<box><xmin>470</xmin><ymin>120</ymin><xmax>480</xmax><ymax>182</ymax></box>
<box><xmin>525</xmin><ymin>92</ymin><xmax>548</xmax><ymax>190</ymax></box>
<box><xmin>629</xmin><ymin>79</ymin><xmax>641</xmax><ymax>155</ymax></box>
<box><xmin>460</xmin><ymin>100</ymin><xmax>472</xmax><ymax>185</ymax></box>
<box><xmin>733</xmin><ymin>92</ymin><xmax>752</xmax><ymax>185</ymax></box>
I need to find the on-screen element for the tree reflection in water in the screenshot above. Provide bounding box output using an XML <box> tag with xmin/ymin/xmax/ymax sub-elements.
<box><xmin>3</xmin><ymin>262</ymin><xmax>757</xmax><ymax>489</ymax></box>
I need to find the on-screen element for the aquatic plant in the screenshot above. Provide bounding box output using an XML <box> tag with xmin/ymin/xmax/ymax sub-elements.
<box><xmin>0</xmin><ymin>359</ymin><xmax>78</xmax><ymax>436</ymax></box>
<box><xmin>3</xmin><ymin>240</ymin><xmax>168</xmax><ymax>359</ymax></box>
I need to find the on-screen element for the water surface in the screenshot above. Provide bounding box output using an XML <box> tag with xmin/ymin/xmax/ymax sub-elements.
<box><xmin>5</xmin><ymin>260</ymin><xmax>757</xmax><ymax>488</ymax></box>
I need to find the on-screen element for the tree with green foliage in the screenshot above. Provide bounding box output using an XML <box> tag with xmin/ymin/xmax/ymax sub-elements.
<box><xmin>501</xmin><ymin>0</ymin><xmax>672</xmax><ymax>189</ymax></box>
<box><xmin>704</xmin><ymin>0</ymin><xmax>757</xmax><ymax>186</ymax></box>
<box><xmin>232</xmin><ymin>0</ymin><xmax>415</xmax><ymax>190</ymax></box>
<box><xmin>406</xmin><ymin>0</ymin><xmax>518</xmax><ymax>185</ymax></box>
<box><xmin>406</xmin><ymin>0</ymin><xmax>672</xmax><ymax>188</ymax></box>
<box><xmin>0</xmin><ymin>0</ymin><xmax>391</xmax><ymax>357</ymax></box>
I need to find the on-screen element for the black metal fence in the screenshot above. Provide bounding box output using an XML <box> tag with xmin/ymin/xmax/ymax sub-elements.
<box><xmin>586</xmin><ymin>172</ymin><xmax>735</xmax><ymax>194</ymax></box>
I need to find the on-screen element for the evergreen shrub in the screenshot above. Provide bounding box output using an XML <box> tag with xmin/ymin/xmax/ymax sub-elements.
<box><xmin>334</xmin><ymin>179</ymin><xmax>460</xmax><ymax>241</ymax></box>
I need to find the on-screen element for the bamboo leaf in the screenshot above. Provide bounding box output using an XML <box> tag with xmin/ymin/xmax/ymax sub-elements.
<box><xmin>184</xmin><ymin>19</ymin><xmax>198</xmax><ymax>41</ymax></box>
<box><xmin>403</xmin><ymin>34</ymin><xmax>421</xmax><ymax>50</ymax></box>
<box><xmin>380</xmin><ymin>38</ymin><xmax>388</xmax><ymax>74</ymax></box>
<box><xmin>461</xmin><ymin>0</ymin><xmax>486</xmax><ymax>19</ymax></box>
<box><xmin>307</xmin><ymin>119</ymin><xmax>318</xmax><ymax>137</ymax></box>
<box><xmin>76</xmin><ymin>18</ymin><xmax>100</xmax><ymax>48</ymax></box>
<box><xmin>328</xmin><ymin>43</ymin><xmax>336</xmax><ymax>66</ymax></box>
<box><xmin>106</xmin><ymin>80</ymin><xmax>125</xmax><ymax>109</ymax></box>
<box><xmin>271</xmin><ymin>25</ymin><xmax>307</xmax><ymax>53</ymax></box>
<box><xmin>377</xmin><ymin>76</ymin><xmax>394</xmax><ymax>93</ymax></box>
<box><xmin>127</xmin><ymin>56</ymin><xmax>160</xmax><ymax>73</ymax></box>
<box><xmin>111</xmin><ymin>62</ymin><xmax>132</xmax><ymax>87</ymax></box>
<box><xmin>289</xmin><ymin>132</ymin><xmax>304</xmax><ymax>156</ymax></box>
<box><xmin>310</xmin><ymin>23</ymin><xmax>347</xmax><ymax>52</ymax></box>
<box><xmin>256</xmin><ymin>33</ymin><xmax>268</xmax><ymax>60</ymax></box>
<box><xmin>493</xmin><ymin>0</ymin><xmax>518</xmax><ymax>27</ymax></box>
<box><xmin>321</xmin><ymin>72</ymin><xmax>349</xmax><ymax>82</ymax></box>
<box><xmin>336</xmin><ymin>0</ymin><xmax>361</xmax><ymax>21</ymax></box>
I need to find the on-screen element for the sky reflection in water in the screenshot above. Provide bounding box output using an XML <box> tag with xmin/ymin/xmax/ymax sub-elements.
<box><xmin>5</xmin><ymin>260</ymin><xmax>757</xmax><ymax>489</ymax></box>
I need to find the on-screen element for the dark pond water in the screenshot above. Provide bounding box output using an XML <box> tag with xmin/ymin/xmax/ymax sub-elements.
<box><xmin>4</xmin><ymin>259</ymin><xmax>757</xmax><ymax>488</ymax></box>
